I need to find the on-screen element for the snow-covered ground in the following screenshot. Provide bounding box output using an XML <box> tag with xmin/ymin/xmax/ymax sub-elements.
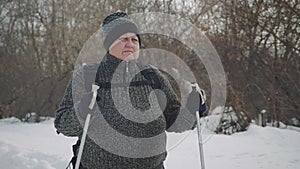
<box><xmin>0</xmin><ymin>117</ymin><xmax>299</xmax><ymax>169</ymax></box>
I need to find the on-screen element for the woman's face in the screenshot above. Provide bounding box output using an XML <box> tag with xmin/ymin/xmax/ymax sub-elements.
<box><xmin>109</xmin><ymin>32</ymin><xmax>140</xmax><ymax>61</ymax></box>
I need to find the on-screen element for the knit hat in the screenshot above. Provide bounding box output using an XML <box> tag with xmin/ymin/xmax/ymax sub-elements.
<box><xmin>102</xmin><ymin>12</ymin><xmax>141</xmax><ymax>51</ymax></box>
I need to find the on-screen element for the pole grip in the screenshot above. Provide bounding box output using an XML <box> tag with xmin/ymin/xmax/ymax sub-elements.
<box><xmin>89</xmin><ymin>84</ymin><xmax>99</xmax><ymax>109</ymax></box>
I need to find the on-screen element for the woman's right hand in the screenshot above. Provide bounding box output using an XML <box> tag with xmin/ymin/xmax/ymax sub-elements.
<box><xmin>78</xmin><ymin>92</ymin><xmax>98</xmax><ymax>118</ymax></box>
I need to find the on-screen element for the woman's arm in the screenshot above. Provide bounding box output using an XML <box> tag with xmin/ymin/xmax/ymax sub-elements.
<box><xmin>154</xmin><ymin>69</ymin><xmax>196</xmax><ymax>133</ymax></box>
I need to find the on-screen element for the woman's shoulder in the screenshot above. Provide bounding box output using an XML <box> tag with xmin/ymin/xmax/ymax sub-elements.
<box><xmin>73</xmin><ymin>63</ymin><xmax>100</xmax><ymax>75</ymax></box>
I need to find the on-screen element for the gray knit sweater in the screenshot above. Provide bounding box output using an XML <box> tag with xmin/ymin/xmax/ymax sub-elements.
<box><xmin>55</xmin><ymin>54</ymin><xmax>196</xmax><ymax>169</ymax></box>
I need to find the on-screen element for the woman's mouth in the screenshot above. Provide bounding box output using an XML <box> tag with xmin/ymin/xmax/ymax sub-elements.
<box><xmin>123</xmin><ymin>51</ymin><xmax>134</xmax><ymax>55</ymax></box>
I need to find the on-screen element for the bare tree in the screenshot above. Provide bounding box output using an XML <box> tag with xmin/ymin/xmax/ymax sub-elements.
<box><xmin>1</xmin><ymin>0</ymin><xmax>298</xmax><ymax>129</ymax></box>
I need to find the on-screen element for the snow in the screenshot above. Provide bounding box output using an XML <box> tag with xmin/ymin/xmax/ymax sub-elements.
<box><xmin>0</xmin><ymin>117</ymin><xmax>300</xmax><ymax>169</ymax></box>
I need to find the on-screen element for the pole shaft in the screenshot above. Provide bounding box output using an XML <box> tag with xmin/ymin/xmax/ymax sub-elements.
<box><xmin>75</xmin><ymin>113</ymin><xmax>91</xmax><ymax>169</ymax></box>
<box><xmin>196</xmin><ymin>111</ymin><xmax>206</xmax><ymax>169</ymax></box>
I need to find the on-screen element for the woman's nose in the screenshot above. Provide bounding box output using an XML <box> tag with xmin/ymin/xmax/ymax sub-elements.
<box><xmin>125</xmin><ymin>39</ymin><xmax>135</xmax><ymax>47</ymax></box>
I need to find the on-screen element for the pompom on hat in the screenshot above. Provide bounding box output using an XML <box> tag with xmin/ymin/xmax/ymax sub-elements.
<box><xmin>102</xmin><ymin>12</ymin><xmax>141</xmax><ymax>51</ymax></box>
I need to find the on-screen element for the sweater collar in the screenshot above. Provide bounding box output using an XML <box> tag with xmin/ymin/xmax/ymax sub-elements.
<box><xmin>103</xmin><ymin>53</ymin><xmax>138</xmax><ymax>66</ymax></box>
<box><xmin>102</xmin><ymin>53</ymin><xmax>139</xmax><ymax>74</ymax></box>
<box><xmin>103</xmin><ymin>53</ymin><xmax>123</xmax><ymax>64</ymax></box>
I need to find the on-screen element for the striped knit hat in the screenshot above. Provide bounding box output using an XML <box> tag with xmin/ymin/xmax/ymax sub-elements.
<box><xmin>102</xmin><ymin>12</ymin><xmax>141</xmax><ymax>51</ymax></box>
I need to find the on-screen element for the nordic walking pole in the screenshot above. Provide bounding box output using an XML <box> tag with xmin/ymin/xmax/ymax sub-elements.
<box><xmin>196</xmin><ymin>110</ymin><xmax>206</xmax><ymax>169</ymax></box>
<box><xmin>75</xmin><ymin>84</ymin><xmax>99</xmax><ymax>169</ymax></box>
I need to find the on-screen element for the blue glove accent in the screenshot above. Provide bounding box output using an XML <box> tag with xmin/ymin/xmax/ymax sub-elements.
<box><xmin>199</xmin><ymin>102</ymin><xmax>207</xmax><ymax>117</ymax></box>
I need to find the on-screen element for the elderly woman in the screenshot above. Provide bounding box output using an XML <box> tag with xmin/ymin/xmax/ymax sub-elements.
<box><xmin>55</xmin><ymin>12</ymin><xmax>207</xmax><ymax>169</ymax></box>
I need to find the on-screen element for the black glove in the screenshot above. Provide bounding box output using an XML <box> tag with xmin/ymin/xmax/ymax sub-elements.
<box><xmin>78</xmin><ymin>92</ymin><xmax>98</xmax><ymax>119</ymax></box>
<box><xmin>186</xmin><ymin>86</ymin><xmax>207</xmax><ymax>117</ymax></box>
<box><xmin>198</xmin><ymin>89</ymin><xmax>207</xmax><ymax>116</ymax></box>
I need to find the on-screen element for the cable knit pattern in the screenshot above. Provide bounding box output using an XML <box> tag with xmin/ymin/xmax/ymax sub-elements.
<box><xmin>55</xmin><ymin>54</ymin><xmax>196</xmax><ymax>169</ymax></box>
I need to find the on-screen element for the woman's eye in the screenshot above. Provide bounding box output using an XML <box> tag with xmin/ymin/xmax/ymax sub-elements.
<box><xmin>119</xmin><ymin>37</ymin><xmax>138</xmax><ymax>43</ymax></box>
<box><xmin>120</xmin><ymin>38</ymin><xmax>127</xmax><ymax>42</ymax></box>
